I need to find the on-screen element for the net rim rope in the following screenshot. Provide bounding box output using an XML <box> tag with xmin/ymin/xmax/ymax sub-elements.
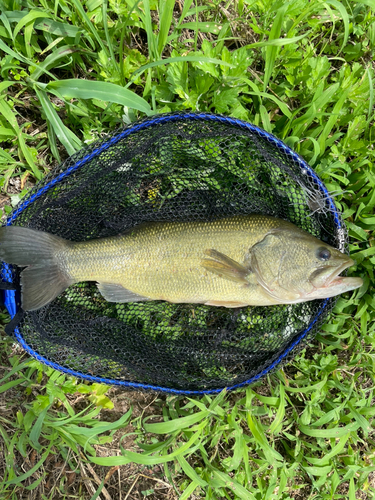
<box><xmin>1</xmin><ymin>112</ymin><xmax>342</xmax><ymax>395</ymax></box>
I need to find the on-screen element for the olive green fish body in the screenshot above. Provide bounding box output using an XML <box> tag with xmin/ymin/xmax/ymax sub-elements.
<box><xmin>0</xmin><ymin>215</ymin><xmax>363</xmax><ymax>311</ymax></box>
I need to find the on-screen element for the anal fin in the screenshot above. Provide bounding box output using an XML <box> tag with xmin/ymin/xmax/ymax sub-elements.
<box><xmin>204</xmin><ymin>300</ymin><xmax>248</xmax><ymax>308</ymax></box>
<box><xmin>97</xmin><ymin>282</ymin><xmax>151</xmax><ymax>303</ymax></box>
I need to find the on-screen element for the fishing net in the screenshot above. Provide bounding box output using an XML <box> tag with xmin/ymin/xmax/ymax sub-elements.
<box><xmin>1</xmin><ymin>113</ymin><xmax>347</xmax><ymax>394</ymax></box>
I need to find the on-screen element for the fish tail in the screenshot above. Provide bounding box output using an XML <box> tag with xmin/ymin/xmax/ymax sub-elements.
<box><xmin>0</xmin><ymin>226</ymin><xmax>73</xmax><ymax>311</ymax></box>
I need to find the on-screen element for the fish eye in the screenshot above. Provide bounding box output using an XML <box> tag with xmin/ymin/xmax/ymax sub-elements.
<box><xmin>317</xmin><ymin>247</ymin><xmax>331</xmax><ymax>261</ymax></box>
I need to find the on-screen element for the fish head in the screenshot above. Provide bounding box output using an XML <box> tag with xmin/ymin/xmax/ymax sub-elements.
<box><xmin>249</xmin><ymin>228</ymin><xmax>363</xmax><ymax>303</ymax></box>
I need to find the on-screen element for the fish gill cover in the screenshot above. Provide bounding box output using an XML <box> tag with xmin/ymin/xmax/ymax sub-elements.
<box><xmin>0</xmin><ymin>113</ymin><xmax>347</xmax><ymax>394</ymax></box>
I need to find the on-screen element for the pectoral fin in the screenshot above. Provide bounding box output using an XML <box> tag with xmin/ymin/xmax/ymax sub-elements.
<box><xmin>201</xmin><ymin>249</ymin><xmax>251</xmax><ymax>285</ymax></box>
<box><xmin>97</xmin><ymin>282</ymin><xmax>151</xmax><ymax>303</ymax></box>
<box><xmin>248</xmin><ymin>233</ymin><xmax>282</xmax><ymax>296</ymax></box>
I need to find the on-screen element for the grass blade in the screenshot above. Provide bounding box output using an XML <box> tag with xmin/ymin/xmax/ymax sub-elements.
<box><xmin>46</xmin><ymin>79</ymin><xmax>152</xmax><ymax>115</ymax></box>
<box><xmin>247</xmin><ymin>412</ymin><xmax>283</xmax><ymax>462</ymax></box>
<box><xmin>0</xmin><ymin>11</ymin><xmax>14</xmax><ymax>40</ymax></box>
<box><xmin>140</xmin><ymin>0</ymin><xmax>157</xmax><ymax>60</ymax></box>
<box><xmin>70</xmin><ymin>0</ymin><xmax>107</xmax><ymax>54</ymax></box>
<box><xmin>5</xmin><ymin>444</ymin><xmax>53</xmax><ymax>485</ymax></box>
<box><xmin>259</xmin><ymin>104</ymin><xmax>272</xmax><ymax>133</ymax></box>
<box><xmin>90</xmin><ymin>429</ymin><xmax>203</xmax><ymax>466</ymax></box>
<box><xmin>34</xmin><ymin>87</ymin><xmax>82</xmax><ymax>155</ymax></box>
<box><xmin>349</xmin><ymin>478</ymin><xmax>356</xmax><ymax>500</ymax></box>
<box><xmin>13</xmin><ymin>10</ymin><xmax>53</xmax><ymax>39</ymax></box>
<box><xmin>284</xmin><ymin>375</ymin><xmax>328</xmax><ymax>394</ymax></box>
<box><xmin>119</xmin><ymin>0</ymin><xmax>144</xmax><ymax>85</ymax></box>
<box><xmin>0</xmin><ymin>81</ymin><xmax>15</xmax><ymax>93</ymax></box>
<box><xmin>0</xmin><ymin>126</ymin><xmax>15</xmax><ymax>139</ymax></box>
<box><xmin>143</xmin><ymin>410</ymin><xmax>209</xmax><ymax>434</ymax></box>
<box><xmin>89</xmin><ymin>478</ymin><xmax>106</xmax><ymax>500</ymax></box>
<box><xmin>305</xmin><ymin>433</ymin><xmax>350</xmax><ymax>465</ymax></box>
<box><xmin>176</xmin><ymin>0</ymin><xmax>195</xmax><ymax>27</ymax></box>
<box><xmin>325</xmin><ymin>0</ymin><xmax>350</xmax><ymax>54</ymax></box>
<box><xmin>366</xmin><ymin>66</ymin><xmax>374</xmax><ymax>126</ymax></box>
<box><xmin>269</xmin><ymin>383</ymin><xmax>285</xmax><ymax>434</ymax></box>
<box><xmin>0</xmin><ymin>360</ymin><xmax>32</xmax><ymax>384</ymax></box>
<box><xmin>1</xmin><ymin>11</ymin><xmax>27</xmax><ymax>23</ymax></box>
<box><xmin>180</xmin><ymin>21</ymin><xmax>222</xmax><ymax>35</ymax></box>
<box><xmin>31</xmin><ymin>45</ymin><xmax>79</xmax><ymax>81</ymax></box>
<box><xmin>241</xmin><ymin>77</ymin><xmax>291</xmax><ymax>118</ymax></box>
<box><xmin>125</xmin><ymin>55</ymin><xmax>235</xmax><ymax>89</ymax></box>
<box><xmin>208</xmin><ymin>468</ymin><xmax>257</xmax><ymax>500</ymax></box>
<box><xmin>46</xmin><ymin>121</ymin><xmax>60</xmax><ymax>162</ymax></box>
<box><xmin>24</xmin><ymin>21</ymin><xmax>35</xmax><ymax>59</ymax></box>
<box><xmin>286</xmin><ymin>82</ymin><xmax>340</xmax><ymax>138</ymax></box>
<box><xmin>157</xmin><ymin>0</ymin><xmax>176</xmax><ymax>56</ymax></box>
<box><xmin>263</xmin><ymin>5</ymin><xmax>287</xmax><ymax>91</ymax></box>
<box><xmin>0</xmin><ymin>38</ymin><xmax>57</xmax><ymax>80</ymax></box>
<box><xmin>102</xmin><ymin>0</ymin><xmax>120</xmax><ymax>76</ymax></box>
<box><xmin>318</xmin><ymin>88</ymin><xmax>350</xmax><ymax>152</ymax></box>
<box><xmin>0</xmin><ymin>98</ymin><xmax>41</xmax><ymax>179</ymax></box>
<box><xmin>347</xmin><ymin>402</ymin><xmax>371</xmax><ymax>437</ymax></box>
<box><xmin>34</xmin><ymin>18</ymin><xmax>83</xmax><ymax>37</ymax></box>
<box><xmin>176</xmin><ymin>455</ymin><xmax>207</xmax><ymax>487</ymax></box>
<box><xmin>249</xmin><ymin>32</ymin><xmax>310</xmax><ymax>48</ymax></box>
<box><xmin>303</xmin><ymin>465</ymin><xmax>332</xmax><ymax>477</ymax></box>
<box><xmin>298</xmin><ymin>421</ymin><xmax>360</xmax><ymax>438</ymax></box>
<box><xmin>29</xmin><ymin>404</ymin><xmax>51</xmax><ymax>451</ymax></box>
<box><xmin>303</xmin><ymin>136</ymin><xmax>321</xmax><ymax>165</ymax></box>
<box><xmin>179</xmin><ymin>480</ymin><xmax>199</xmax><ymax>500</ymax></box>
<box><xmin>359</xmin><ymin>0</ymin><xmax>375</xmax><ymax>7</ymax></box>
<box><xmin>0</xmin><ymin>378</ymin><xmax>25</xmax><ymax>394</ymax></box>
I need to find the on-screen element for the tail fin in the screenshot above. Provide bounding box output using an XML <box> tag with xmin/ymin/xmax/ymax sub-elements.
<box><xmin>0</xmin><ymin>226</ymin><xmax>73</xmax><ymax>311</ymax></box>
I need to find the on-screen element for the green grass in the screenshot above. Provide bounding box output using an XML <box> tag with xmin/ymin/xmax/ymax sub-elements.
<box><xmin>0</xmin><ymin>0</ymin><xmax>374</xmax><ymax>498</ymax></box>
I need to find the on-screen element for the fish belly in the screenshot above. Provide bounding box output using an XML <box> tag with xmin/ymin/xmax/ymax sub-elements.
<box><xmin>63</xmin><ymin>216</ymin><xmax>283</xmax><ymax>306</ymax></box>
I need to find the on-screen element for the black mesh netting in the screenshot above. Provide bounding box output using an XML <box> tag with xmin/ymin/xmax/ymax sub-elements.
<box><xmin>2</xmin><ymin>113</ymin><xmax>348</xmax><ymax>393</ymax></box>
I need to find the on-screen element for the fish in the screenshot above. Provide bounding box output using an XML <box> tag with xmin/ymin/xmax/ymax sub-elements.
<box><xmin>0</xmin><ymin>215</ymin><xmax>363</xmax><ymax>311</ymax></box>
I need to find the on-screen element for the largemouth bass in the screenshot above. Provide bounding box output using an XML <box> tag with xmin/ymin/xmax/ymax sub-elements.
<box><xmin>0</xmin><ymin>215</ymin><xmax>362</xmax><ymax>311</ymax></box>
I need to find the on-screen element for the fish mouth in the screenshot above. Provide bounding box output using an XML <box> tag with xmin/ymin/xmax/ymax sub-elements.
<box><xmin>324</xmin><ymin>258</ymin><xmax>355</xmax><ymax>287</ymax></box>
<box><xmin>306</xmin><ymin>258</ymin><xmax>363</xmax><ymax>300</ymax></box>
